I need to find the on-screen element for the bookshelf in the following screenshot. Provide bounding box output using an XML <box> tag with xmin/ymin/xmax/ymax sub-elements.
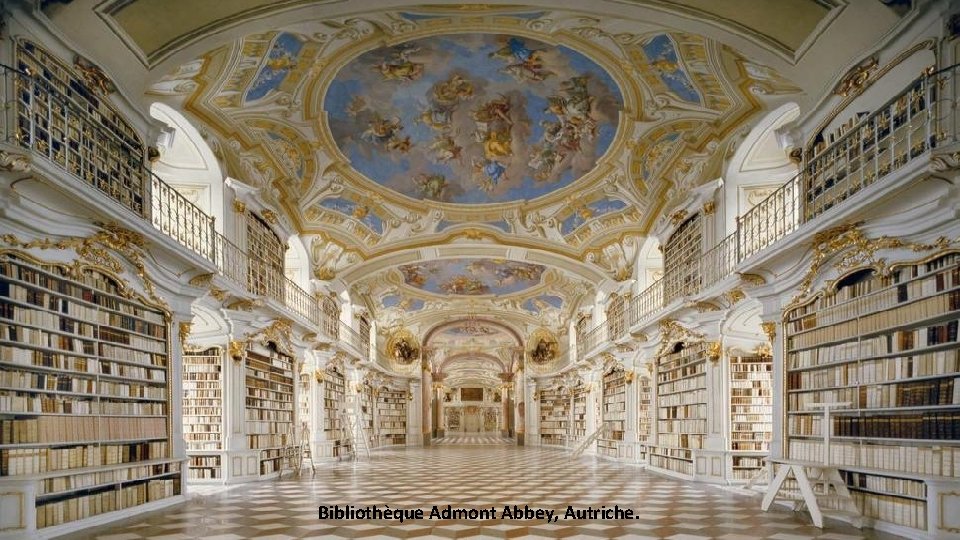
<box><xmin>359</xmin><ymin>385</ymin><xmax>377</xmax><ymax>449</ymax></box>
<box><xmin>805</xmin><ymin>80</ymin><xmax>929</xmax><ymax>221</ymax></box>
<box><xmin>245</xmin><ymin>348</ymin><xmax>294</xmax><ymax>476</ymax></box>
<box><xmin>650</xmin><ymin>342</ymin><xmax>707</xmax><ymax>476</ymax></box>
<box><xmin>182</xmin><ymin>348</ymin><xmax>222</xmax><ymax>481</ymax></box>
<box><xmin>663</xmin><ymin>213</ymin><xmax>702</xmax><ymax>302</ymax></box>
<box><xmin>377</xmin><ymin>389</ymin><xmax>407</xmax><ymax>446</ymax></box>
<box><xmin>323</xmin><ymin>366</ymin><xmax>348</xmax><ymax>458</ymax></box>
<box><xmin>572</xmin><ymin>384</ymin><xmax>588</xmax><ymax>446</ymax></box>
<box><xmin>784</xmin><ymin>252</ymin><xmax>960</xmax><ymax>535</ymax></box>
<box><xmin>598</xmin><ymin>369</ymin><xmax>625</xmax><ymax>458</ymax></box>
<box><xmin>638</xmin><ymin>374</ymin><xmax>652</xmax><ymax>462</ymax></box>
<box><xmin>539</xmin><ymin>388</ymin><xmax>569</xmax><ymax>446</ymax></box>
<box><xmin>0</xmin><ymin>251</ymin><xmax>181</xmax><ymax>533</ymax></box>
<box><xmin>729</xmin><ymin>354</ymin><xmax>772</xmax><ymax>481</ymax></box>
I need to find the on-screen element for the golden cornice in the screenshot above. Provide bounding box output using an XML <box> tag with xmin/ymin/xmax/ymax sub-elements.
<box><xmin>0</xmin><ymin>223</ymin><xmax>168</xmax><ymax>313</ymax></box>
<box><xmin>760</xmin><ymin>322</ymin><xmax>776</xmax><ymax>341</ymax></box>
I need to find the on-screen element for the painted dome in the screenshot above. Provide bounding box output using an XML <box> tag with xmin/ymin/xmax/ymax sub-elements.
<box><xmin>324</xmin><ymin>33</ymin><xmax>622</xmax><ymax>204</ymax></box>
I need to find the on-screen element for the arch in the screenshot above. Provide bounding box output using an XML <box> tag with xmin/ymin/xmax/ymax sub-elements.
<box><xmin>149</xmin><ymin>102</ymin><xmax>225</xmax><ymax>231</ymax></box>
<box><xmin>721</xmin><ymin>102</ymin><xmax>801</xmax><ymax>236</ymax></box>
<box><xmin>439</xmin><ymin>352</ymin><xmax>507</xmax><ymax>375</ymax></box>
<box><xmin>423</xmin><ymin>318</ymin><xmax>524</xmax><ymax>350</ymax></box>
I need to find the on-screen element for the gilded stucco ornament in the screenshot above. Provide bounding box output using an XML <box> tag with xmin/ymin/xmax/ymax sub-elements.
<box><xmin>796</xmin><ymin>223</ymin><xmax>956</xmax><ymax>300</ymax></box>
<box><xmin>706</xmin><ymin>341</ymin><xmax>722</xmax><ymax>362</ymax></box>
<box><xmin>1</xmin><ymin>222</ymin><xmax>167</xmax><ymax>311</ymax></box>
<box><xmin>760</xmin><ymin>322</ymin><xmax>777</xmax><ymax>341</ymax></box>
<box><xmin>833</xmin><ymin>55</ymin><xmax>878</xmax><ymax>97</ymax></box>
<box><xmin>228</xmin><ymin>340</ymin><xmax>247</xmax><ymax>361</ymax></box>
<box><xmin>386</xmin><ymin>328</ymin><xmax>420</xmax><ymax>366</ymax></box>
<box><xmin>0</xmin><ymin>150</ymin><xmax>31</xmax><ymax>172</ymax></box>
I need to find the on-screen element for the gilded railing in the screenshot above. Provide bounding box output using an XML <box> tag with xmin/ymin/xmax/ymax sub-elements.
<box><xmin>0</xmin><ymin>65</ymin><xmax>342</xmax><ymax>343</ymax></box>
<box><xmin>579</xmin><ymin>64</ymin><xmax>959</xmax><ymax>351</ymax></box>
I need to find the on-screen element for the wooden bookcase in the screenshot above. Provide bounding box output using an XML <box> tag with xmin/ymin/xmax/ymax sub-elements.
<box><xmin>244</xmin><ymin>348</ymin><xmax>294</xmax><ymax>476</ymax></box>
<box><xmin>539</xmin><ymin>388</ymin><xmax>569</xmax><ymax>446</ymax></box>
<box><xmin>638</xmin><ymin>374</ymin><xmax>652</xmax><ymax>461</ymax></box>
<box><xmin>650</xmin><ymin>342</ymin><xmax>707</xmax><ymax>476</ymax></box>
<box><xmin>729</xmin><ymin>354</ymin><xmax>772</xmax><ymax>481</ymax></box>
<box><xmin>571</xmin><ymin>384</ymin><xmax>587</xmax><ymax>446</ymax></box>
<box><xmin>663</xmin><ymin>213</ymin><xmax>702</xmax><ymax>302</ymax></box>
<box><xmin>598</xmin><ymin>368</ymin><xmax>626</xmax><ymax>457</ymax></box>
<box><xmin>0</xmin><ymin>251</ymin><xmax>181</xmax><ymax>534</ymax></box>
<box><xmin>784</xmin><ymin>252</ymin><xmax>960</xmax><ymax>535</ymax></box>
<box><xmin>377</xmin><ymin>389</ymin><xmax>407</xmax><ymax>446</ymax></box>
<box><xmin>359</xmin><ymin>386</ymin><xmax>377</xmax><ymax>449</ymax></box>
<box><xmin>804</xmin><ymin>81</ymin><xmax>929</xmax><ymax>221</ymax></box>
<box><xmin>182</xmin><ymin>348</ymin><xmax>222</xmax><ymax>481</ymax></box>
<box><xmin>323</xmin><ymin>367</ymin><xmax>349</xmax><ymax>458</ymax></box>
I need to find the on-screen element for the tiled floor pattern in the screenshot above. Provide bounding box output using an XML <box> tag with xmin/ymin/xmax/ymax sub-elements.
<box><xmin>56</xmin><ymin>445</ymin><xmax>906</xmax><ymax>539</ymax></box>
<box><xmin>432</xmin><ymin>435</ymin><xmax>515</xmax><ymax>445</ymax></box>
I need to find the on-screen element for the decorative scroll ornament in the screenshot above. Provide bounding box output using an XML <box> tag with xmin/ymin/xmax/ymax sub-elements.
<box><xmin>74</xmin><ymin>55</ymin><xmax>116</xmax><ymax>95</ymax></box>
<box><xmin>623</xmin><ymin>370</ymin><xmax>635</xmax><ymax>384</ymax></box>
<box><xmin>833</xmin><ymin>55</ymin><xmax>878</xmax><ymax>97</ymax></box>
<box><xmin>261</xmin><ymin>209</ymin><xmax>279</xmax><ymax>225</ymax></box>
<box><xmin>228</xmin><ymin>340</ymin><xmax>247</xmax><ymax>362</ymax></box>
<box><xmin>706</xmin><ymin>341</ymin><xmax>722</xmax><ymax>363</ymax></box>
<box><xmin>755</xmin><ymin>342</ymin><xmax>773</xmax><ymax>357</ymax></box>
<box><xmin>796</xmin><ymin>223</ymin><xmax>957</xmax><ymax>301</ymax></box>
<box><xmin>247</xmin><ymin>319</ymin><xmax>294</xmax><ymax>355</ymax></box>
<box><xmin>178</xmin><ymin>322</ymin><xmax>192</xmax><ymax>346</ymax></box>
<box><xmin>527</xmin><ymin>328</ymin><xmax>559</xmax><ymax>365</ymax></box>
<box><xmin>656</xmin><ymin>319</ymin><xmax>705</xmax><ymax>357</ymax></box>
<box><xmin>314</xmin><ymin>368</ymin><xmax>326</xmax><ymax>383</ymax></box>
<box><xmin>760</xmin><ymin>322</ymin><xmax>777</xmax><ymax>341</ymax></box>
<box><xmin>386</xmin><ymin>328</ymin><xmax>420</xmax><ymax>366</ymax></box>
<box><xmin>1</xmin><ymin>222</ymin><xmax>167</xmax><ymax>311</ymax></box>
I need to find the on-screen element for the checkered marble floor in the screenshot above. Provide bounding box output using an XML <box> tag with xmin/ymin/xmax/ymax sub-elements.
<box><xmin>56</xmin><ymin>445</ymin><xmax>907</xmax><ymax>539</ymax></box>
<box><xmin>432</xmin><ymin>435</ymin><xmax>515</xmax><ymax>445</ymax></box>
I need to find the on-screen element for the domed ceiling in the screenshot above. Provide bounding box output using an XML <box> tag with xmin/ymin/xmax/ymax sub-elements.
<box><xmin>324</xmin><ymin>33</ymin><xmax>622</xmax><ymax>204</ymax></box>
<box><xmin>127</xmin><ymin>2</ymin><xmax>855</xmax><ymax>376</ymax></box>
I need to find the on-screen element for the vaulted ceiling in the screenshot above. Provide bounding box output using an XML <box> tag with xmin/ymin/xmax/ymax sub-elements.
<box><xmin>41</xmin><ymin>1</ymin><xmax>908</xmax><ymax>378</ymax></box>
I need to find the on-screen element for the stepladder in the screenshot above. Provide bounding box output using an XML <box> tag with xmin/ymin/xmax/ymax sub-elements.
<box><xmin>761</xmin><ymin>460</ymin><xmax>862</xmax><ymax>529</ymax></box>
<box><xmin>299</xmin><ymin>423</ymin><xmax>316</xmax><ymax>475</ymax></box>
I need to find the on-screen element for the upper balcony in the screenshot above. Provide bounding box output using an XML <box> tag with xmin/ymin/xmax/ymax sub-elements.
<box><xmin>578</xmin><ymin>63</ymin><xmax>960</xmax><ymax>360</ymax></box>
<box><xmin>0</xmin><ymin>63</ymin><xmax>344</xmax><ymax>348</ymax></box>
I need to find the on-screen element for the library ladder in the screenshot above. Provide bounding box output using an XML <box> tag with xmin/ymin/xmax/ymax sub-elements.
<box><xmin>300</xmin><ymin>424</ymin><xmax>316</xmax><ymax>475</ymax></box>
<box><xmin>762</xmin><ymin>459</ymin><xmax>862</xmax><ymax>529</ymax></box>
<box><xmin>570</xmin><ymin>422</ymin><xmax>608</xmax><ymax>458</ymax></box>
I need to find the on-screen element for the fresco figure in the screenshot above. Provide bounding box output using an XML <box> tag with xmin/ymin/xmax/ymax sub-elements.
<box><xmin>415</xmin><ymin>173</ymin><xmax>449</xmax><ymax>201</ymax></box>
<box><xmin>473</xmin><ymin>158</ymin><xmax>507</xmax><ymax>192</ymax></box>
<box><xmin>429</xmin><ymin>135</ymin><xmax>463</xmax><ymax>163</ymax></box>
<box><xmin>361</xmin><ymin>115</ymin><xmax>403</xmax><ymax>144</ymax></box>
<box><xmin>375</xmin><ymin>44</ymin><xmax>425</xmax><ymax>81</ymax></box>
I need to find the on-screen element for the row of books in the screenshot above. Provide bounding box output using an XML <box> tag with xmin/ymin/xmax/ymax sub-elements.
<box><xmin>188</xmin><ymin>468</ymin><xmax>220</xmax><ymax>480</ymax></box>
<box><xmin>245</xmin><ymin>408</ymin><xmax>293</xmax><ymax>421</ymax></box>
<box><xmin>0</xmin><ymin>416</ymin><xmax>166</xmax><ymax>444</ymax></box>
<box><xmin>0</xmin><ymin>393</ymin><xmax>165</xmax><ymax>415</ymax></box>
<box><xmin>649</xmin><ymin>453</ymin><xmax>694</xmax><ymax>475</ymax></box>
<box><xmin>1</xmin><ymin>441</ymin><xmax>168</xmax><ymax>475</ymax></box>
<box><xmin>787</xmin><ymin>378</ymin><xmax>959</xmax><ymax>409</ymax></box>
<box><xmin>659</xmin><ymin>404</ymin><xmax>707</xmax><ymax>419</ymax></box>
<box><xmin>0</xmin><ymin>263</ymin><xmax>165</xmax><ymax>325</ymax></box>
<box><xmin>659</xmin><ymin>389</ymin><xmax>705</xmax><ymax>406</ymax></box>
<box><xmin>841</xmin><ymin>471</ymin><xmax>926</xmax><ymax>499</ymax></box>
<box><xmin>39</xmin><ymin>461</ymin><xmax>180</xmax><ymax>496</ymax></box>
<box><xmin>657</xmin><ymin>373</ymin><xmax>706</xmax><ymax>395</ymax></box>
<box><xmin>788</xmin><ymin>336</ymin><xmax>886</xmax><ymax>368</ymax></box>
<box><xmin>247</xmin><ymin>433</ymin><xmax>291</xmax><ymax>449</ymax></box>
<box><xmin>35</xmin><ymin>478</ymin><xmax>178</xmax><ymax>529</ymax></box>
<box><xmin>1</xmin><ymin>296</ymin><xmax>167</xmax><ymax>349</ymax></box>
<box><xmin>788</xmin><ymin>350</ymin><xmax>959</xmax><ymax>388</ymax></box>
<box><xmin>851</xmin><ymin>491</ymin><xmax>926</xmax><ymax>530</ymax></box>
<box><xmin>833</xmin><ymin>411</ymin><xmax>960</xmax><ymax>439</ymax></box>
<box><xmin>891</xmin><ymin>319</ymin><xmax>959</xmax><ymax>351</ymax></box>
<box><xmin>787</xmin><ymin>440</ymin><xmax>960</xmax><ymax>476</ymax></box>
<box><xmin>657</xmin><ymin>419</ymin><xmax>706</xmax><ymax>433</ymax></box>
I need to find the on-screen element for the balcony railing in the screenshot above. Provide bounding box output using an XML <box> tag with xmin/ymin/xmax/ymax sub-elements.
<box><xmin>574</xmin><ymin>63</ymin><xmax>960</xmax><ymax>357</ymax></box>
<box><xmin>0</xmin><ymin>64</ymin><xmax>342</xmax><ymax>342</ymax></box>
<box><xmin>340</xmin><ymin>321</ymin><xmax>367</xmax><ymax>358</ymax></box>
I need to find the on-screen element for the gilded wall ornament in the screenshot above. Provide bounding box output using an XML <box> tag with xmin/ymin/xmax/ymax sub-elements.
<box><xmin>527</xmin><ymin>328</ymin><xmax>559</xmax><ymax>365</ymax></box>
<box><xmin>669</xmin><ymin>209</ymin><xmax>688</xmax><ymax>226</ymax></box>
<box><xmin>386</xmin><ymin>328</ymin><xmax>420</xmax><ymax>365</ymax></box>
<box><xmin>228</xmin><ymin>340</ymin><xmax>247</xmax><ymax>361</ymax></box>
<box><xmin>178</xmin><ymin>322</ymin><xmax>192</xmax><ymax>345</ymax></box>
<box><xmin>1</xmin><ymin>223</ymin><xmax>167</xmax><ymax>311</ymax></box>
<box><xmin>261</xmin><ymin>209</ymin><xmax>279</xmax><ymax>224</ymax></box>
<box><xmin>760</xmin><ymin>322</ymin><xmax>777</xmax><ymax>341</ymax></box>
<box><xmin>725</xmin><ymin>288</ymin><xmax>745</xmax><ymax>304</ymax></box>
<box><xmin>74</xmin><ymin>55</ymin><xmax>116</xmax><ymax>95</ymax></box>
<box><xmin>833</xmin><ymin>55</ymin><xmax>878</xmax><ymax>97</ymax></box>
<box><xmin>233</xmin><ymin>199</ymin><xmax>247</xmax><ymax>213</ymax></box>
<box><xmin>706</xmin><ymin>341</ymin><xmax>722</xmax><ymax>362</ymax></box>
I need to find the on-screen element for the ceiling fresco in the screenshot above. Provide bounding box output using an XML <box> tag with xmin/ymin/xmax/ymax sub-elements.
<box><xmin>397</xmin><ymin>258</ymin><xmax>546</xmax><ymax>296</ymax></box>
<box><xmin>324</xmin><ymin>33</ymin><xmax>622</xmax><ymax>204</ymax></box>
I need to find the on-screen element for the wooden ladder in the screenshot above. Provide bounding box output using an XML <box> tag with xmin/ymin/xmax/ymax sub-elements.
<box><xmin>762</xmin><ymin>462</ymin><xmax>862</xmax><ymax>529</ymax></box>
